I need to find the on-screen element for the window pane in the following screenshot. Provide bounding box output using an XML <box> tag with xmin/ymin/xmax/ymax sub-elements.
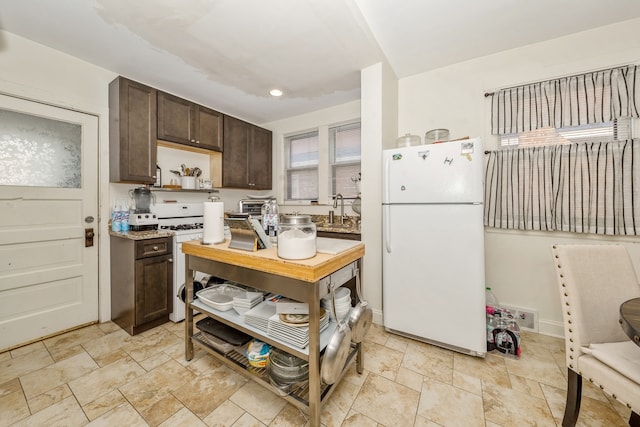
<box><xmin>286</xmin><ymin>131</ymin><xmax>319</xmax><ymax>201</ymax></box>
<box><xmin>289</xmin><ymin>132</ymin><xmax>318</xmax><ymax>168</ymax></box>
<box><xmin>287</xmin><ymin>168</ymin><xmax>318</xmax><ymax>200</ymax></box>
<box><xmin>332</xmin><ymin>164</ymin><xmax>360</xmax><ymax>197</ymax></box>
<box><xmin>330</xmin><ymin>122</ymin><xmax>360</xmax><ymax>198</ymax></box>
<box><xmin>0</xmin><ymin>108</ymin><xmax>81</xmax><ymax>188</ymax></box>
<box><xmin>331</xmin><ymin>123</ymin><xmax>361</xmax><ymax>163</ymax></box>
<box><xmin>500</xmin><ymin>120</ymin><xmax>628</xmax><ymax>148</ymax></box>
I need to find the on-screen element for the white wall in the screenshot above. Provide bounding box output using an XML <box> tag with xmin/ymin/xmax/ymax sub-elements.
<box><xmin>397</xmin><ymin>18</ymin><xmax>640</xmax><ymax>336</ymax></box>
<box><xmin>360</xmin><ymin>61</ymin><xmax>398</xmax><ymax>323</ymax></box>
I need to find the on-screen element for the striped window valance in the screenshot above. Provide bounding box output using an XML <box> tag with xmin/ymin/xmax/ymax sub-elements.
<box><xmin>484</xmin><ymin>140</ymin><xmax>640</xmax><ymax>235</ymax></box>
<box><xmin>490</xmin><ymin>65</ymin><xmax>640</xmax><ymax>135</ymax></box>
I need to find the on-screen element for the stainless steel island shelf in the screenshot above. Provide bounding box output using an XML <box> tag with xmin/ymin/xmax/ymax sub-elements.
<box><xmin>182</xmin><ymin>240</ymin><xmax>365</xmax><ymax>427</ymax></box>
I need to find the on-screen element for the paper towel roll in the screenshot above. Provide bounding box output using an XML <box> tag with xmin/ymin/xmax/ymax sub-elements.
<box><xmin>203</xmin><ymin>201</ymin><xmax>225</xmax><ymax>244</ymax></box>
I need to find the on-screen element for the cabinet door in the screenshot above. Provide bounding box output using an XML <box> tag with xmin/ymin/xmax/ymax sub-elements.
<box><xmin>195</xmin><ymin>106</ymin><xmax>223</xmax><ymax>152</ymax></box>
<box><xmin>157</xmin><ymin>91</ymin><xmax>193</xmax><ymax>145</ymax></box>
<box><xmin>134</xmin><ymin>254</ymin><xmax>173</xmax><ymax>326</ymax></box>
<box><xmin>223</xmin><ymin>115</ymin><xmax>251</xmax><ymax>188</ymax></box>
<box><xmin>249</xmin><ymin>125</ymin><xmax>272</xmax><ymax>189</ymax></box>
<box><xmin>109</xmin><ymin>77</ymin><xmax>157</xmax><ymax>183</ymax></box>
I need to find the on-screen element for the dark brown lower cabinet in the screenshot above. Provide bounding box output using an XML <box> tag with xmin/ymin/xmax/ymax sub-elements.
<box><xmin>111</xmin><ymin>236</ymin><xmax>173</xmax><ymax>335</ymax></box>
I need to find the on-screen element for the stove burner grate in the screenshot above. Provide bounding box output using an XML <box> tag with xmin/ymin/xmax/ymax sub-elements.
<box><xmin>160</xmin><ymin>223</ymin><xmax>204</xmax><ymax>231</ymax></box>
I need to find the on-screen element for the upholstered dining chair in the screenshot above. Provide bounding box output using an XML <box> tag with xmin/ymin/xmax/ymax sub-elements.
<box><xmin>551</xmin><ymin>244</ymin><xmax>640</xmax><ymax>427</ymax></box>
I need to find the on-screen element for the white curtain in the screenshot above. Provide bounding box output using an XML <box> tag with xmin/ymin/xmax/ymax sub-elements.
<box><xmin>484</xmin><ymin>140</ymin><xmax>640</xmax><ymax>235</ymax></box>
<box><xmin>491</xmin><ymin>65</ymin><xmax>640</xmax><ymax>135</ymax></box>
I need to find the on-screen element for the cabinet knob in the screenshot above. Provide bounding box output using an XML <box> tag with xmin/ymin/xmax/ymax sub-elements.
<box><xmin>168</xmin><ymin>258</ymin><xmax>173</xmax><ymax>263</ymax></box>
<box><xmin>152</xmin><ymin>245</ymin><xmax>159</xmax><ymax>251</ymax></box>
<box><xmin>191</xmin><ymin>139</ymin><xmax>195</xmax><ymax>142</ymax></box>
<box><xmin>196</xmin><ymin>140</ymin><xmax>200</xmax><ymax>144</ymax></box>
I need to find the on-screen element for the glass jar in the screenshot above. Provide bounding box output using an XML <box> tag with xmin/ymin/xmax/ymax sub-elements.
<box><xmin>277</xmin><ymin>214</ymin><xmax>317</xmax><ymax>260</ymax></box>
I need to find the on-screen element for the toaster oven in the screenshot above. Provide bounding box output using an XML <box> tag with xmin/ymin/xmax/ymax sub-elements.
<box><xmin>238</xmin><ymin>199</ymin><xmax>270</xmax><ymax>218</ymax></box>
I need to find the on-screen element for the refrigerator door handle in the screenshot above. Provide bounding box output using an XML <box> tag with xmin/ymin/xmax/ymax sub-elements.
<box><xmin>383</xmin><ymin>156</ymin><xmax>392</xmax><ymax>253</ymax></box>
<box><xmin>383</xmin><ymin>157</ymin><xmax>390</xmax><ymax>204</ymax></box>
<box><xmin>383</xmin><ymin>204</ymin><xmax>391</xmax><ymax>253</ymax></box>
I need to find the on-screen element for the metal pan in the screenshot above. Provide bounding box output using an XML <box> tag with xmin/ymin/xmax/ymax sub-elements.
<box><xmin>321</xmin><ymin>284</ymin><xmax>352</xmax><ymax>385</ymax></box>
<box><xmin>348</xmin><ymin>269</ymin><xmax>372</xmax><ymax>343</ymax></box>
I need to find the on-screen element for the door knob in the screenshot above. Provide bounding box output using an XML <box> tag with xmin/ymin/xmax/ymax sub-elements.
<box><xmin>85</xmin><ymin>228</ymin><xmax>94</xmax><ymax>247</ymax></box>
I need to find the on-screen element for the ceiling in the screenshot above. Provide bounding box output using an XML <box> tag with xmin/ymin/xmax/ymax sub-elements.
<box><xmin>2</xmin><ymin>0</ymin><xmax>640</xmax><ymax>124</ymax></box>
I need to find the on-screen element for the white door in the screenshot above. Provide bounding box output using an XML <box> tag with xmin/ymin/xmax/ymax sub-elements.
<box><xmin>0</xmin><ymin>94</ymin><xmax>99</xmax><ymax>351</ymax></box>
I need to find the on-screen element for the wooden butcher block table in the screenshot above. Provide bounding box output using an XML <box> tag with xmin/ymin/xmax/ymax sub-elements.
<box><xmin>182</xmin><ymin>239</ymin><xmax>365</xmax><ymax>427</ymax></box>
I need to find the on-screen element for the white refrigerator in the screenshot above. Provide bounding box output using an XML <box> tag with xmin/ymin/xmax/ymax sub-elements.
<box><xmin>382</xmin><ymin>138</ymin><xmax>486</xmax><ymax>356</ymax></box>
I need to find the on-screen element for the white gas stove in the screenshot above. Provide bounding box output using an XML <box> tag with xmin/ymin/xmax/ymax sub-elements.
<box><xmin>155</xmin><ymin>203</ymin><xmax>206</xmax><ymax>322</ymax></box>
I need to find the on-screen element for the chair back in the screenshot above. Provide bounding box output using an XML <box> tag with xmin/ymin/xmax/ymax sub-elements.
<box><xmin>552</xmin><ymin>244</ymin><xmax>640</xmax><ymax>368</ymax></box>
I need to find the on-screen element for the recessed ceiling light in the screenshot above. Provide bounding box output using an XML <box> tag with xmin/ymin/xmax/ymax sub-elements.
<box><xmin>269</xmin><ymin>89</ymin><xmax>283</xmax><ymax>97</ymax></box>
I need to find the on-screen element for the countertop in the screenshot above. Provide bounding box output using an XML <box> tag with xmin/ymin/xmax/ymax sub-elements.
<box><xmin>109</xmin><ymin>229</ymin><xmax>175</xmax><ymax>240</ymax></box>
<box><xmin>182</xmin><ymin>239</ymin><xmax>364</xmax><ymax>283</ymax></box>
<box><xmin>315</xmin><ymin>224</ymin><xmax>361</xmax><ymax>235</ymax></box>
<box><xmin>108</xmin><ymin>220</ymin><xmax>361</xmax><ymax>241</ymax></box>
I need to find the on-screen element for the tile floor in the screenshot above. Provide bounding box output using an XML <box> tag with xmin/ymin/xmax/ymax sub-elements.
<box><xmin>0</xmin><ymin>318</ymin><xmax>633</xmax><ymax>427</ymax></box>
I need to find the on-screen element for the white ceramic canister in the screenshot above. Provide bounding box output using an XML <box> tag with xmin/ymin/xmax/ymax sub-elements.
<box><xmin>277</xmin><ymin>214</ymin><xmax>317</xmax><ymax>260</ymax></box>
<box><xmin>181</xmin><ymin>176</ymin><xmax>196</xmax><ymax>189</ymax></box>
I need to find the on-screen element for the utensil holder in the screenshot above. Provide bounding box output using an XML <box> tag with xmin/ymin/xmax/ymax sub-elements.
<box><xmin>181</xmin><ymin>176</ymin><xmax>196</xmax><ymax>189</ymax></box>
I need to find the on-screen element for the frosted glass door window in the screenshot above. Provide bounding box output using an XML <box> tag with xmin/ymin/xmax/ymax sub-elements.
<box><xmin>0</xmin><ymin>108</ymin><xmax>81</xmax><ymax>188</ymax></box>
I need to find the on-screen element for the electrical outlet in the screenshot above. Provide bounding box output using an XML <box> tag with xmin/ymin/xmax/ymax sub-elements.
<box><xmin>500</xmin><ymin>305</ymin><xmax>538</xmax><ymax>332</ymax></box>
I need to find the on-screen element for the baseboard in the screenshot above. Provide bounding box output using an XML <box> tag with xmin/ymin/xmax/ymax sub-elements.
<box><xmin>538</xmin><ymin>319</ymin><xmax>564</xmax><ymax>338</ymax></box>
<box><xmin>372</xmin><ymin>308</ymin><xmax>383</xmax><ymax>326</ymax></box>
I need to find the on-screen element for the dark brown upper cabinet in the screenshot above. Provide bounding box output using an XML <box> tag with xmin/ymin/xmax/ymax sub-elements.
<box><xmin>109</xmin><ymin>77</ymin><xmax>158</xmax><ymax>184</ymax></box>
<box><xmin>223</xmin><ymin>115</ymin><xmax>272</xmax><ymax>190</ymax></box>
<box><xmin>157</xmin><ymin>91</ymin><xmax>223</xmax><ymax>152</ymax></box>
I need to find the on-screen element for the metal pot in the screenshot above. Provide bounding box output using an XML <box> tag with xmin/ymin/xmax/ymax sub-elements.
<box><xmin>321</xmin><ymin>284</ymin><xmax>352</xmax><ymax>385</ymax></box>
<box><xmin>347</xmin><ymin>269</ymin><xmax>372</xmax><ymax>343</ymax></box>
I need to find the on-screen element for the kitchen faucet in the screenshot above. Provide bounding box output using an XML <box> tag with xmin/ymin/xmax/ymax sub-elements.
<box><xmin>333</xmin><ymin>193</ymin><xmax>346</xmax><ymax>225</ymax></box>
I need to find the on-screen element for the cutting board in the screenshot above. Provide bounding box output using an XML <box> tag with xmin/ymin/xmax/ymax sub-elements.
<box><xmin>316</xmin><ymin>237</ymin><xmax>361</xmax><ymax>255</ymax></box>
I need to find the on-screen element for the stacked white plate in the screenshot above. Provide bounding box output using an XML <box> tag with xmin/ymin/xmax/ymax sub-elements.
<box><xmin>267</xmin><ymin>309</ymin><xmax>330</xmax><ymax>348</ymax></box>
<box><xmin>233</xmin><ymin>291</ymin><xmax>263</xmax><ymax>315</ymax></box>
<box><xmin>321</xmin><ymin>287</ymin><xmax>351</xmax><ymax>322</ymax></box>
<box><xmin>244</xmin><ymin>302</ymin><xmax>276</xmax><ymax>332</ymax></box>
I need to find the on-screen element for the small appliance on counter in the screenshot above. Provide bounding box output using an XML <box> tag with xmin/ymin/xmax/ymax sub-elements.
<box><xmin>128</xmin><ymin>187</ymin><xmax>158</xmax><ymax>231</ymax></box>
<box><xmin>128</xmin><ymin>212</ymin><xmax>159</xmax><ymax>231</ymax></box>
<box><xmin>238</xmin><ymin>198</ymin><xmax>272</xmax><ymax>219</ymax></box>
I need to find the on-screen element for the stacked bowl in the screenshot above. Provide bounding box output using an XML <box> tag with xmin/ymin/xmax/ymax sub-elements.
<box><xmin>321</xmin><ymin>287</ymin><xmax>351</xmax><ymax>322</ymax></box>
<box><xmin>233</xmin><ymin>291</ymin><xmax>263</xmax><ymax>315</ymax></box>
<box><xmin>268</xmin><ymin>347</ymin><xmax>309</xmax><ymax>394</ymax></box>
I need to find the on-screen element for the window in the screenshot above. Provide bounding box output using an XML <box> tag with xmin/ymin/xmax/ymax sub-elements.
<box><xmin>0</xmin><ymin>108</ymin><xmax>81</xmax><ymax>188</ymax></box>
<box><xmin>284</xmin><ymin>121</ymin><xmax>361</xmax><ymax>204</ymax></box>
<box><xmin>500</xmin><ymin>119</ymin><xmax>631</xmax><ymax>148</ymax></box>
<box><xmin>285</xmin><ymin>131</ymin><xmax>318</xmax><ymax>200</ymax></box>
<box><xmin>329</xmin><ymin>122</ymin><xmax>361</xmax><ymax>198</ymax></box>
<box><xmin>486</xmin><ymin>65</ymin><xmax>640</xmax><ymax>235</ymax></box>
